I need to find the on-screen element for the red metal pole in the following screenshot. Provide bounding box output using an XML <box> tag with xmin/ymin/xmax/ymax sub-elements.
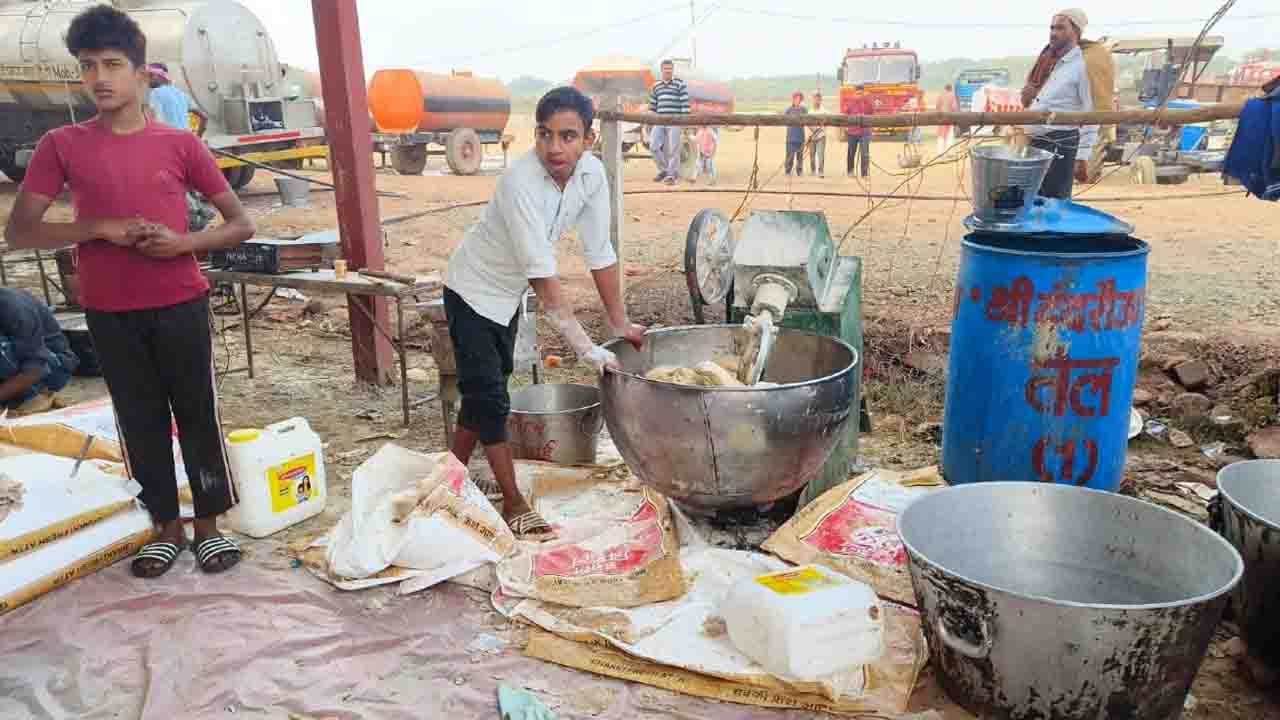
<box><xmin>311</xmin><ymin>0</ymin><xmax>393</xmax><ymax>384</ymax></box>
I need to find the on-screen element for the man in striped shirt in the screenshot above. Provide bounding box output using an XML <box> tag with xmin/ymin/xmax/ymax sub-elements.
<box><xmin>648</xmin><ymin>60</ymin><xmax>690</xmax><ymax>185</ymax></box>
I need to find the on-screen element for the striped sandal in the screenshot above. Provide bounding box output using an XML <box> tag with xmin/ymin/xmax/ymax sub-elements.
<box><xmin>193</xmin><ymin>535</ymin><xmax>242</xmax><ymax>574</ymax></box>
<box><xmin>131</xmin><ymin>542</ymin><xmax>184</xmax><ymax>579</ymax></box>
<box><xmin>505</xmin><ymin>509</ymin><xmax>557</xmax><ymax>542</ymax></box>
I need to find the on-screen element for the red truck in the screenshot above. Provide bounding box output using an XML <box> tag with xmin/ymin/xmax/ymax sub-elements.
<box><xmin>837</xmin><ymin>43</ymin><xmax>926</xmax><ymax>138</ymax></box>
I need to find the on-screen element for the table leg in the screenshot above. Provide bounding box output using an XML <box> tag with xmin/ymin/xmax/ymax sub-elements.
<box><xmin>397</xmin><ymin>297</ymin><xmax>409</xmax><ymax>427</ymax></box>
<box><xmin>34</xmin><ymin>250</ymin><xmax>52</xmax><ymax>305</ymax></box>
<box><xmin>240</xmin><ymin>283</ymin><xmax>255</xmax><ymax>378</ymax></box>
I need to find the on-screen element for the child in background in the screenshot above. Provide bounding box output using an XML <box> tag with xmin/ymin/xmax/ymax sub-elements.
<box><xmin>696</xmin><ymin>126</ymin><xmax>719</xmax><ymax>185</ymax></box>
<box><xmin>679</xmin><ymin>128</ymin><xmax>699</xmax><ymax>184</ymax></box>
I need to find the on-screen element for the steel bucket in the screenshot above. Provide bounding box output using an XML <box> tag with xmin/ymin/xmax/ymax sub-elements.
<box><xmin>969</xmin><ymin>144</ymin><xmax>1055</xmax><ymax>223</ymax></box>
<box><xmin>899</xmin><ymin>483</ymin><xmax>1243</xmax><ymax>720</ymax></box>
<box><xmin>275</xmin><ymin>176</ymin><xmax>312</xmax><ymax>207</ymax></box>
<box><xmin>1217</xmin><ymin>460</ymin><xmax>1280</xmax><ymax>668</ymax></box>
<box><xmin>508</xmin><ymin>384</ymin><xmax>602</xmax><ymax>465</ymax></box>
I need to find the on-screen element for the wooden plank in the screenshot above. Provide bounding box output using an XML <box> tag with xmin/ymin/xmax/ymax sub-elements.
<box><xmin>311</xmin><ymin>0</ymin><xmax>394</xmax><ymax>384</ymax></box>
<box><xmin>596</xmin><ymin>103</ymin><xmax>1246</xmax><ymax>129</ymax></box>
<box><xmin>205</xmin><ymin>269</ymin><xmax>442</xmax><ymax>299</ymax></box>
<box><xmin>600</xmin><ymin>95</ymin><xmax>625</xmax><ymax>290</ymax></box>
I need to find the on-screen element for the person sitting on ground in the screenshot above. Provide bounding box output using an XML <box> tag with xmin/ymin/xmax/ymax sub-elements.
<box><xmin>443</xmin><ymin>86</ymin><xmax>646</xmax><ymax>540</ymax></box>
<box><xmin>0</xmin><ymin>287</ymin><xmax>78</xmax><ymax>416</ymax></box>
<box><xmin>784</xmin><ymin>91</ymin><xmax>808</xmax><ymax>177</ymax></box>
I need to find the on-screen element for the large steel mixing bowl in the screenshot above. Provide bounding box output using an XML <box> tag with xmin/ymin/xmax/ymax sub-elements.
<box><xmin>601</xmin><ymin>325</ymin><xmax>858</xmax><ymax>512</ymax></box>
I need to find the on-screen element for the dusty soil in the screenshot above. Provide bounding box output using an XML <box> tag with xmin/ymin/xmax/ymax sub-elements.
<box><xmin>1</xmin><ymin>114</ymin><xmax>1278</xmax><ymax>717</ymax></box>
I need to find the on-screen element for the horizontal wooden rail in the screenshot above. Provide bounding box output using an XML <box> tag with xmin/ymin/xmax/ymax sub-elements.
<box><xmin>597</xmin><ymin>104</ymin><xmax>1246</xmax><ymax>129</ymax></box>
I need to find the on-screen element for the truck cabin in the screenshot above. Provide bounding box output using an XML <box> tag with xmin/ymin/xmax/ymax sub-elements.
<box><xmin>837</xmin><ymin>45</ymin><xmax>921</xmax><ymax>87</ymax></box>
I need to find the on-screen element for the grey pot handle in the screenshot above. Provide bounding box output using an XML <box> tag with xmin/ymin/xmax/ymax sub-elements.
<box><xmin>579</xmin><ymin>408</ymin><xmax>604</xmax><ymax>436</ymax></box>
<box><xmin>935</xmin><ymin>611</ymin><xmax>992</xmax><ymax>660</ymax></box>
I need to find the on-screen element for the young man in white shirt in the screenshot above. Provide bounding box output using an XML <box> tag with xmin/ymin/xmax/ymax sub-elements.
<box><xmin>444</xmin><ymin>87</ymin><xmax>645</xmax><ymax>540</ymax></box>
<box><xmin>1022</xmin><ymin>8</ymin><xmax>1097</xmax><ymax>198</ymax></box>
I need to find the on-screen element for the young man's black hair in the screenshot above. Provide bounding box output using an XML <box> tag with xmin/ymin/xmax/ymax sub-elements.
<box><xmin>534</xmin><ymin>86</ymin><xmax>594</xmax><ymax>131</ymax></box>
<box><xmin>65</xmin><ymin>3</ymin><xmax>147</xmax><ymax>68</ymax></box>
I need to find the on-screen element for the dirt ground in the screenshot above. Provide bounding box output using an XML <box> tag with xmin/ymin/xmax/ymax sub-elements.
<box><xmin>1</xmin><ymin>114</ymin><xmax>1278</xmax><ymax>717</ymax></box>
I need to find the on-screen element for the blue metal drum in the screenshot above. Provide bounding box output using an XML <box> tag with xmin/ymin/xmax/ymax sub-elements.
<box><xmin>942</xmin><ymin>232</ymin><xmax>1149</xmax><ymax>491</ymax></box>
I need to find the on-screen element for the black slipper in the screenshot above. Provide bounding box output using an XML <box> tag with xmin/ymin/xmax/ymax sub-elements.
<box><xmin>131</xmin><ymin>542</ymin><xmax>184</xmax><ymax>578</ymax></box>
<box><xmin>193</xmin><ymin>535</ymin><xmax>242</xmax><ymax>574</ymax></box>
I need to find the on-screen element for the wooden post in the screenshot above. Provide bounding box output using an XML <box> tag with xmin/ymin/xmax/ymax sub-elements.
<box><xmin>601</xmin><ymin>95</ymin><xmax>625</xmax><ymax>290</ymax></box>
<box><xmin>311</xmin><ymin>0</ymin><xmax>394</xmax><ymax>385</ymax></box>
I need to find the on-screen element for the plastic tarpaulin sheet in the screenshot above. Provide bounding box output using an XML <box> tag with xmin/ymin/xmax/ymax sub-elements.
<box><xmin>0</xmin><ymin>549</ymin><xmax>967</xmax><ymax>719</ymax></box>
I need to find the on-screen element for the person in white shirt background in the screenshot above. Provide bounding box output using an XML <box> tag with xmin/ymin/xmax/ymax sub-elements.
<box><xmin>1020</xmin><ymin>8</ymin><xmax>1097</xmax><ymax>199</ymax></box>
<box><xmin>444</xmin><ymin>86</ymin><xmax>646</xmax><ymax>540</ymax></box>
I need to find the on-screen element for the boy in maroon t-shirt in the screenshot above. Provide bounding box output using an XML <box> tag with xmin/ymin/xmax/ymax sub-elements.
<box><xmin>4</xmin><ymin>6</ymin><xmax>255</xmax><ymax>578</ymax></box>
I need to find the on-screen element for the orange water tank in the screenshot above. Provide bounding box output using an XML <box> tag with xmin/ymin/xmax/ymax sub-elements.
<box><xmin>367</xmin><ymin>70</ymin><xmax>511</xmax><ymax>134</ymax></box>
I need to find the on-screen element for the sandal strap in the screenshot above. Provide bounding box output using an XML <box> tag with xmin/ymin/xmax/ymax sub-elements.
<box><xmin>134</xmin><ymin>542</ymin><xmax>181</xmax><ymax>564</ymax></box>
<box><xmin>195</xmin><ymin>536</ymin><xmax>240</xmax><ymax>565</ymax></box>
<box><xmin>507</xmin><ymin>511</ymin><xmax>554</xmax><ymax>537</ymax></box>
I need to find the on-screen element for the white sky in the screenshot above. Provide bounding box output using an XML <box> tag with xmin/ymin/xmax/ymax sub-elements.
<box><xmin>241</xmin><ymin>0</ymin><xmax>1278</xmax><ymax>82</ymax></box>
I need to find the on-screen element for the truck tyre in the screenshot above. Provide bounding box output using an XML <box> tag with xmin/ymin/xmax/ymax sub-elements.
<box><xmin>446</xmin><ymin>128</ymin><xmax>483</xmax><ymax>176</ymax></box>
<box><xmin>1</xmin><ymin>160</ymin><xmax>25</xmax><ymax>184</ymax></box>
<box><xmin>223</xmin><ymin>165</ymin><xmax>256</xmax><ymax>190</ymax></box>
<box><xmin>392</xmin><ymin>144</ymin><xmax>429</xmax><ymax>175</ymax></box>
<box><xmin>622</xmin><ymin>142</ymin><xmax>635</xmax><ymax>153</ymax></box>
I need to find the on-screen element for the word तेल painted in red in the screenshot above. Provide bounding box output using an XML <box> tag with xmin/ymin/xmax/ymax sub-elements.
<box><xmin>982</xmin><ymin>276</ymin><xmax>1144</xmax><ymax>332</ymax></box>
<box><xmin>1033</xmin><ymin>436</ymin><xmax>1099</xmax><ymax>485</ymax></box>
<box><xmin>1025</xmin><ymin>355</ymin><xmax>1121</xmax><ymax>418</ymax></box>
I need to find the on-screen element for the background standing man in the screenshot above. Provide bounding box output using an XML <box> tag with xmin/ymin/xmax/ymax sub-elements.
<box><xmin>147</xmin><ymin>63</ymin><xmax>215</xmax><ymax>232</ymax></box>
<box><xmin>934</xmin><ymin>83</ymin><xmax>960</xmax><ymax>156</ymax></box>
<box><xmin>147</xmin><ymin>63</ymin><xmax>207</xmax><ymax>135</ymax></box>
<box><xmin>648</xmin><ymin>60</ymin><xmax>690</xmax><ymax>185</ymax></box>
<box><xmin>809</xmin><ymin>91</ymin><xmax>827</xmax><ymax>178</ymax></box>
<box><xmin>784</xmin><ymin>91</ymin><xmax>807</xmax><ymax>177</ymax></box>
<box><xmin>4</xmin><ymin>5</ymin><xmax>256</xmax><ymax>579</ymax></box>
<box><xmin>845</xmin><ymin>86</ymin><xmax>872</xmax><ymax>178</ymax></box>
<box><xmin>1079</xmin><ymin>36</ymin><xmax>1117</xmax><ymax>182</ymax></box>
<box><xmin>1020</xmin><ymin>8</ymin><xmax>1096</xmax><ymax>198</ymax></box>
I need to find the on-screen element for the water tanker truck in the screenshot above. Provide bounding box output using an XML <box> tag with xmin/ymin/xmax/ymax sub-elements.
<box><xmin>0</xmin><ymin>0</ymin><xmax>326</xmax><ymax>188</ymax></box>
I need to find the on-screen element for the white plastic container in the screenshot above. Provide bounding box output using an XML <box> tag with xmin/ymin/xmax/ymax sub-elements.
<box><xmin>224</xmin><ymin>418</ymin><xmax>326</xmax><ymax>538</ymax></box>
<box><xmin>722</xmin><ymin>564</ymin><xmax>884</xmax><ymax>680</ymax></box>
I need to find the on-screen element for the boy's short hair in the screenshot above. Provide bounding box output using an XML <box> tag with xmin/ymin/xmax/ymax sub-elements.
<box><xmin>661</xmin><ymin>59</ymin><xmax>674</xmax><ymax>67</ymax></box>
<box><xmin>535</xmin><ymin>87</ymin><xmax>594</xmax><ymax>132</ymax></box>
<box><xmin>66</xmin><ymin>4</ymin><xmax>147</xmax><ymax>68</ymax></box>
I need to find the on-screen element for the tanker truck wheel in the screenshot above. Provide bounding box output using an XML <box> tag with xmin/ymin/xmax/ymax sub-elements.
<box><xmin>223</xmin><ymin>165</ymin><xmax>256</xmax><ymax>191</ymax></box>
<box><xmin>391</xmin><ymin>145</ymin><xmax>428</xmax><ymax>176</ymax></box>
<box><xmin>0</xmin><ymin>159</ymin><xmax>25</xmax><ymax>184</ymax></box>
<box><xmin>446</xmin><ymin>128</ymin><xmax>484</xmax><ymax>176</ymax></box>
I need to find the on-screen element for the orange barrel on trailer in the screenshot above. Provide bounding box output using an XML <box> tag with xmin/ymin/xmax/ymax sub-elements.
<box><xmin>573</xmin><ymin>56</ymin><xmax>655</xmax><ymax>113</ymax></box>
<box><xmin>683</xmin><ymin>75</ymin><xmax>735</xmax><ymax>114</ymax></box>
<box><xmin>367</xmin><ymin>69</ymin><xmax>511</xmax><ymax>134</ymax></box>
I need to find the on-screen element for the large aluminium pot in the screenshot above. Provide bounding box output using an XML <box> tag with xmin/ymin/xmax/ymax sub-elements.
<box><xmin>1216</xmin><ymin>460</ymin><xmax>1280</xmax><ymax>668</ymax></box>
<box><xmin>600</xmin><ymin>325</ymin><xmax>857</xmax><ymax>512</ymax></box>
<box><xmin>899</xmin><ymin>483</ymin><xmax>1243</xmax><ymax>720</ymax></box>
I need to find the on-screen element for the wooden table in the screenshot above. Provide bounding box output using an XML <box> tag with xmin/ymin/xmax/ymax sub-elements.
<box><xmin>205</xmin><ymin>269</ymin><xmax>443</xmax><ymax>426</ymax></box>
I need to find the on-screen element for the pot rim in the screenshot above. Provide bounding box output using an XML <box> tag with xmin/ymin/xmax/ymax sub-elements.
<box><xmin>509</xmin><ymin>383</ymin><xmax>601</xmax><ymax>415</ymax></box>
<box><xmin>602</xmin><ymin>324</ymin><xmax>859</xmax><ymax>392</ymax></box>
<box><xmin>1217</xmin><ymin>459</ymin><xmax>1280</xmax><ymax>532</ymax></box>
<box><xmin>900</xmin><ymin>482</ymin><xmax>1245</xmax><ymax>611</ymax></box>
